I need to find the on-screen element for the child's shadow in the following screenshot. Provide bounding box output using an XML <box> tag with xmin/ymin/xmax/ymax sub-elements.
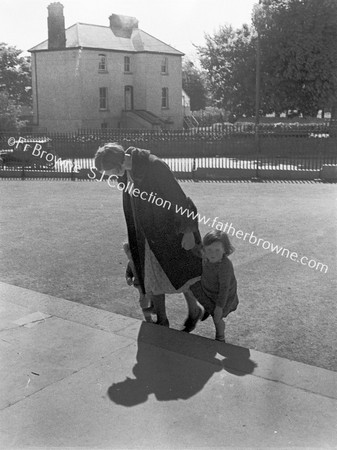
<box><xmin>108</xmin><ymin>322</ymin><xmax>257</xmax><ymax>407</ymax></box>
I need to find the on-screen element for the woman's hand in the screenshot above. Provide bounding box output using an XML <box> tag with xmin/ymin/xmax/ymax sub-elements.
<box><xmin>181</xmin><ymin>232</ymin><xmax>195</xmax><ymax>250</ymax></box>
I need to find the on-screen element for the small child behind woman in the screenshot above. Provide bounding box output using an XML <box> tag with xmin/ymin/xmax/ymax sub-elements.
<box><xmin>191</xmin><ymin>230</ymin><xmax>239</xmax><ymax>341</ymax></box>
<box><xmin>123</xmin><ymin>242</ymin><xmax>154</xmax><ymax>323</ymax></box>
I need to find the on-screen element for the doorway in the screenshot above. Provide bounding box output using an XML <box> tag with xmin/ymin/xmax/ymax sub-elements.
<box><xmin>124</xmin><ymin>86</ymin><xmax>134</xmax><ymax>111</ymax></box>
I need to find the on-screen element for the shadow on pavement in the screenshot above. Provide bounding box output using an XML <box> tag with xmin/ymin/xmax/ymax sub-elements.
<box><xmin>107</xmin><ymin>322</ymin><xmax>257</xmax><ymax>406</ymax></box>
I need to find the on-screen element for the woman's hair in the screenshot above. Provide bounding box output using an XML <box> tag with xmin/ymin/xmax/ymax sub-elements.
<box><xmin>202</xmin><ymin>229</ymin><xmax>235</xmax><ymax>256</ymax></box>
<box><xmin>94</xmin><ymin>143</ymin><xmax>125</xmax><ymax>172</ymax></box>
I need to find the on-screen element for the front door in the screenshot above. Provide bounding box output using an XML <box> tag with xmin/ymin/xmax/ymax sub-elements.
<box><xmin>124</xmin><ymin>86</ymin><xmax>134</xmax><ymax>111</ymax></box>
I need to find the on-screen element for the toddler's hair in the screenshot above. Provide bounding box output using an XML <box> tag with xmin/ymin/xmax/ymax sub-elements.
<box><xmin>94</xmin><ymin>142</ymin><xmax>125</xmax><ymax>172</ymax></box>
<box><xmin>202</xmin><ymin>229</ymin><xmax>234</xmax><ymax>256</ymax></box>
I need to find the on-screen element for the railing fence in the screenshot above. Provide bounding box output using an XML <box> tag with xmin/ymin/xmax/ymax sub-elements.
<box><xmin>1</xmin><ymin>124</ymin><xmax>336</xmax><ymax>180</ymax></box>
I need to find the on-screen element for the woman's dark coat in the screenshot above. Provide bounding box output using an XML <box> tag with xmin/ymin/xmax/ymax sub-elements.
<box><xmin>120</xmin><ymin>147</ymin><xmax>202</xmax><ymax>294</ymax></box>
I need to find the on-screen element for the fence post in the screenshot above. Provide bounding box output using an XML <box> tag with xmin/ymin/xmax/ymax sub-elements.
<box><xmin>21</xmin><ymin>163</ymin><xmax>25</xmax><ymax>180</ymax></box>
<box><xmin>71</xmin><ymin>158</ymin><xmax>75</xmax><ymax>181</ymax></box>
<box><xmin>254</xmin><ymin>125</ymin><xmax>261</xmax><ymax>180</ymax></box>
<box><xmin>192</xmin><ymin>157</ymin><xmax>197</xmax><ymax>181</ymax></box>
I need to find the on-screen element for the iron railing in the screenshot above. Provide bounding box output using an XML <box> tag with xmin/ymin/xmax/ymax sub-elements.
<box><xmin>0</xmin><ymin>124</ymin><xmax>336</xmax><ymax>180</ymax></box>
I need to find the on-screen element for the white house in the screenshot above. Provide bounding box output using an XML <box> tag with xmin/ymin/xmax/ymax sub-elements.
<box><xmin>29</xmin><ymin>3</ymin><xmax>185</xmax><ymax>132</ymax></box>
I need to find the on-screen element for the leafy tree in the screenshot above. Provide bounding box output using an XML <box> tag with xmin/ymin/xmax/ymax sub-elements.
<box><xmin>198</xmin><ymin>0</ymin><xmax>337</xmax><ymax>122</ymax></box>
<box><xmin>197</xmin><ymin>24</ymin><xmax>256</xmax><ymax>117</ymax></box>
<box><xmin>182</xmin><ymin>58</ymin><xmax>209</xmax><ymax>111</ymax></box>
<box><xmin>0</xmin><ymin>91</ymin><xmax>27</xmax><ymax>132</ymax></box>
<box><xmin>254</xmin><ymin>0</ymin><xmax>337</xmax><ymax>119</ymax></box>
<box><xmin>0</xmin><ymin>43</ymin><xmax>32</xmax><ymax>106</ymax></box>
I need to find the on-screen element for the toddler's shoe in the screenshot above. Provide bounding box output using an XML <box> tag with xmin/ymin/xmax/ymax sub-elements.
<box><xmin>215</xmin><ymin>335</ymin><xmax>226</xmax><ymax>342</ymax></box>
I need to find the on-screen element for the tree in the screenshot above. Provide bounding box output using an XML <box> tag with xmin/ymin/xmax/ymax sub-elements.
<box><xmin>0</xmin><ymin>43</ymin><xmax>31</xmax><ymax>132</ymax></box>
<box><xmin>0</xmin><ymin>43</ymin><xmax>32</xmax><ymax>106</ymax></box>
<box><xmin>197</xmin><ymin>24</ymin><xmax>257</xmax><ymax>117</ymax></box>
<box><xmin>182</xmin><ymin>58</ymin><xmax>208</xmax><ymax>111</ymax></box>
<box><xmin>0</xmin><ymin>91</ymin><xmax>27</xmax><ymax>132</ymax></box>
<box><xmin>254</xmin><ymin>0</ymin><xmax>337</xmax><ymax>119</ymax></box>
<box><xmin>198</xmin><ymin>0</ymin><xmax>337</xmax><ymax>121</ymax></box>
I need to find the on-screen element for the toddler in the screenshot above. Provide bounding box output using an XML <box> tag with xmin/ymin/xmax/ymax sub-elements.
<box><xmin>123</xmin><ymin>242</ymin><xmax>154</xmax><ymax>323</ymax></box>
<box><xmin>191</xmin><ymin>230</ymin><xmax>239</xmax><ymax>341</ymax></box>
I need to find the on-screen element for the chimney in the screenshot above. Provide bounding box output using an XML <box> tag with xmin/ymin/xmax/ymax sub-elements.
<box><xmin>47</xmin><ymin>2</ymin><xmax>66</xmax><ymax>49</ymax></box>
<box><xmin>109</xmin><ymin>14</ymin><xmax>138</xmax><ymax>38</ymax></box>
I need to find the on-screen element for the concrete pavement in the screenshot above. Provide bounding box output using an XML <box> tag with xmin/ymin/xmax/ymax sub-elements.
<box><xmin>0</xmin><ymin>281</ymin><xmax>336</xmax><ymax>449</ymax></box>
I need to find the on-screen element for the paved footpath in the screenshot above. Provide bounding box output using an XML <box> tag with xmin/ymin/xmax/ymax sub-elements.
<box><xmin>0</xmin><ymin>281</ymin><xmax>336</xmax><ymax>449</ymax></box>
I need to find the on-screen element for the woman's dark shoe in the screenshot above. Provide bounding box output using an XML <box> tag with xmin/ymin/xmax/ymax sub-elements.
<box><xmin>182</xmin><ymin>306</ymin><xmax>204</xmax><ymax>333</ymax></box>
<box><xmin>156</xmin><ymin>318</ymin><xmax>170</xmax><ymax>327</ymax></box>
<box><xmin>201</xmin><ymin>311</ymin><xmax>210</xmax><ymax>321</ymax></box>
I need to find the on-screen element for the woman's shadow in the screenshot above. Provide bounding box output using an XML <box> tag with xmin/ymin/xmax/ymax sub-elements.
<box><xmin>108</xmin><ymin>322</ymin><xmax>257</xmax><ymax>407</ymax></box>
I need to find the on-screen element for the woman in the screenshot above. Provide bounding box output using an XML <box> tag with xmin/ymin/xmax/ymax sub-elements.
<box><xmin>94</xmin><ymin>143</ymin><xmax>204</xmax><ymax>331</ymax></box>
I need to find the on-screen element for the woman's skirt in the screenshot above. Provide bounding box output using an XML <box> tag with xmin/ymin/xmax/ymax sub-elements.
<box><xmin>144</xmin><ymin>239</ymin><xmax>200</xmax><ymax>295</ymax></box>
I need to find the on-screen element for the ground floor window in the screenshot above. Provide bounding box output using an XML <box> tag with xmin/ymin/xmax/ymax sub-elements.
<box><xmin>99</xmin><ymin>87</ymin><xmax>108</xmax><ymax>110</ymax></box>
<box><xmin>162</xmin><ymin>87</ymin><xmax>169</xmax><ymax>108</ymax></box>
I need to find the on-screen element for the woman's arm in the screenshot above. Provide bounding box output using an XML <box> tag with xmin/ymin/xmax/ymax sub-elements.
<box><xmin>152</xmin><ymin>158</ymin><xmax>199</xmax><ymax>235</ymax></box>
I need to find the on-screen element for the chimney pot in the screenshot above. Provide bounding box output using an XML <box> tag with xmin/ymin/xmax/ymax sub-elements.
<box><xmin>109</xmin><ymin>14</ymin><xmax>138</xmax><ymax>38</ymax></box>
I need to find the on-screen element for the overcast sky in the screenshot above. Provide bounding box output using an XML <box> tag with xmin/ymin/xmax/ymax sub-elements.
<box><xmin>1</xmin><ymin>0</ymin><xmax>257</xmax><ymax>59</ymax></box>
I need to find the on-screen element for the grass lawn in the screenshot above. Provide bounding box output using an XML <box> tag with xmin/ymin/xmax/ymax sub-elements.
<box><xmin>0</xmin><ymin>179</ymin><xmax>336</xmax><ymax>371</ymax></box>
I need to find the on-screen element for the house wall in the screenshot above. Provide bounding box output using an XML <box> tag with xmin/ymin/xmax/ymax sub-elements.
<box><xmin>139</xmin><ymin>53</ymin><xmax>183</xmax><ymax>128</ymax></box>
<box><xmin>32</xmin><ymin>50</ymin><xmax>83</xmax><ymax>132</ymax></box>
<box><xmin>79</xmin><ymin>49</ymin><xmax>129</xmax><ymax>129</ymax></box>
<box><xmin>32</xmin><ymin>48</ymin><xmax>183</xmax><ymax>132</ymax></box>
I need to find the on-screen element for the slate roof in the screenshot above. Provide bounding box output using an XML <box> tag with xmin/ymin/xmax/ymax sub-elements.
<box><xmin>29</xmin><ymin>22</ymin><xmax>184</xmax><ymax>55</ymax></box>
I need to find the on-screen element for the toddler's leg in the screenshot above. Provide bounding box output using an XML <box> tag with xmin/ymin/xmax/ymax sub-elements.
<box><xmin>213</xmin><ymin>317</ymin><xmax>226</xmax><ymax>342</ymax></box>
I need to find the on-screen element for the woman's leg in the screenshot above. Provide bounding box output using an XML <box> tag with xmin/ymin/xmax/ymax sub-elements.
<box><xmin>138</xmin><ymin>291</ymin><xmax>153</xmax><ymax>323</ymax></box>
<box><xmin>182</xmin><ymin>289</ymin><xmax>204</xmax><ymax>332</ymax></box>
<box><xmin>183</xmin><ymin>289</ymin><xmax>201</xmax><ymax>317</ymax></box>
<box><xmin>151</xmin><ymin>293</ymin><xmax>169</xmax><ymax>326</ymax></box>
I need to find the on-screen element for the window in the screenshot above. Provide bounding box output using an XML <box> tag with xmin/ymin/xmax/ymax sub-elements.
<box><xmin>99</xmin><ymin>87</ymin><xmax>108</xmax><ymax>110</ymax></box>
<box><xmin>161</xmin><ymin>87</ymin><xmax>169</xmax><ymax>108</ymax></box>
<box><xmin>101</xmin><ymin>122</ymin><xmax>108</xmax><ymax>129</ymax></box>
<box><xmin>161</xmin><ymin>57</ymin><xmax>168</xmax><ymax>74</ymax></box>
<box><xmin>124</xmin><ymin>56</ymin><xmax>131</xmax><ymax>72</ymax></box>
<box><xmin>98</xmin><ymin>54</ymin><xmax>107</xmax><ymax>72</ymax></box>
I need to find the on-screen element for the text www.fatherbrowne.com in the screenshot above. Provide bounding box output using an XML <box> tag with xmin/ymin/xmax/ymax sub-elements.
<box><xmin>91</xmin><ymin>171</ymin><xmax>329</xmax><ymax>274</ymax></box>
<box><xmin>176</xmin><ymin>205</ymin><xmax>328</xmax><ymax>274</ymax></box>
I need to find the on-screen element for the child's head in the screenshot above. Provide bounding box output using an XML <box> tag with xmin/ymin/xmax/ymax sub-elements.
<box><xmin>123</xmin><ymin>242</ymin><xmax>132</xmax><ymax>259</ymax></box>
<box><xmin>202</xmin><ymin>230</ymin><xmax>234</xmax><ymax>263</ymax></box>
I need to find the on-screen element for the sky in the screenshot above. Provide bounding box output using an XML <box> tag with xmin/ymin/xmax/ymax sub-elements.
<box><xmin>1</xmin><ymin>0</ymin><xmax>257</xmax><ymax>59</ymax></box>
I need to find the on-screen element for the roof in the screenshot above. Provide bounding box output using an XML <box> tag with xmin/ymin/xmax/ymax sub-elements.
<box><xmin>29</xmin><ymin>23</ymin><xmax>184</xmax><ymax>56</ymax></box>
